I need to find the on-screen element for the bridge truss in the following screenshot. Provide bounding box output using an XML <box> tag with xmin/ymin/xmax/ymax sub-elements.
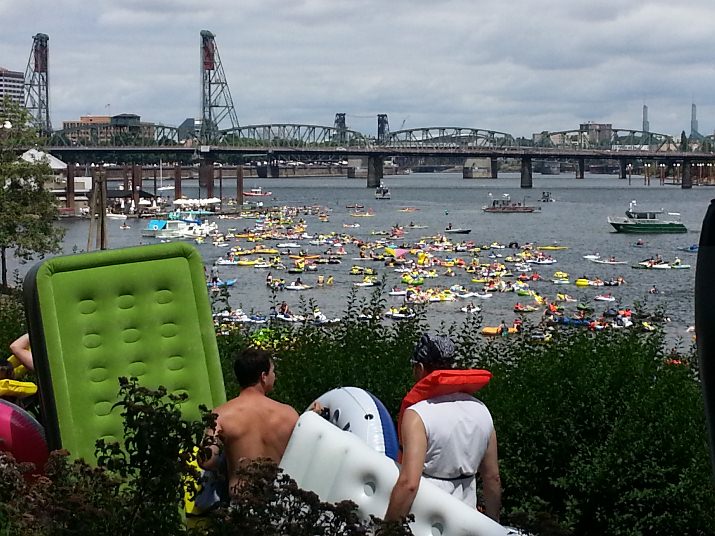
<box><xmin>48</xmin><ymin>124</ymin><xmax>184</xmax><ymax>147</ymax></box>
<box><xmin>534</xmin><ymin>129</ymin><xmax>677</xmax><ymax>152</ymax></box>
<box><xmin>214</xmin><ymin>124</ymin><xmax>371</xmax><ymax>148</ymax></box>
<box><xmin>382</xmin><ymin>127</ymin><xmax>518</xmax><ymax>150</ymax></box>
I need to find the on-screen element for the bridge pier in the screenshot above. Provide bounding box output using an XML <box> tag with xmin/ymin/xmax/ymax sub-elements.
<box><xmin>619</xmin><ymin>160</ymin><xmax>628</xmax><ymax>180</ymax></box>
<box><xmin>490</xmin><ymin>157</ymin><xmax>499</xmax><ymax>179</ymax></box>
<box><xmin>367</xmin><ymin>155</ymin><xmax>383</xmax><ymax>188</ymax></box>
<box><xmin>237</xmin><ymin>164</ymin><xmax>244</xmax><ymax>205</ymax></box>
<box><xmin>520</xmin><ymin>157</ymin><xmax>533</xmax><ymax>189</ymax></box>
<box><xmin>132</xmin><ymin>164</ymin><xmax>142</xmax><ymax>211</ymax></box>
<box><xmin>66</xmin><ymin>163</ymin><xmax>76</xmax><ymax>210</ymax></box>
<box><xmin>576</xmin><ymin>158</ymin><xmax>585</xmax><ymax>180</ymax></box>
<box><xmin>269</xmin><ymin>158</ymin><xmax>280</xmax><ymax>178</ymax></box>
<box><xmin>199</xmin><ymin>158</ymin><xmax>214</xmax><ymax>199</ymax></box>
<box><xmin>174</xmin><ymin>165</ymin><xmax>183</xmax><ymax>199</ymax></box>
<box><xmin>682</xmin><ymin>159</ymin><xmax>692</xmax><ymax>189</ymax></box>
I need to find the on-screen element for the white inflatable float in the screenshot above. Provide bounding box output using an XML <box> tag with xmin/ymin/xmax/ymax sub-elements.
<box><xmin>280</xmin><ymin>385</ymin><xmax>508</xmax><ymax>536</ymax></box>
<box><xmin>280</xmin><ymin>411</ymin><xmax>508</xmax><ymax>536</ymax></box>
<box><xmin>313</xmin><ymin>386</ymin><xmax>399</xmax><ymax>460</ymax></box>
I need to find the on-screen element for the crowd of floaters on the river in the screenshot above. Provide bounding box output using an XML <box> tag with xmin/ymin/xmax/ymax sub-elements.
<box><xmin>163</xmin><ymin>204</ymin><xmax>696</xmax><ymax>339</ymax></box>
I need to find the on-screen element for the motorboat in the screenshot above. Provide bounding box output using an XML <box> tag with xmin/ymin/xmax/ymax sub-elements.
<box><xmin>607</xmin><ymin>200</ymin><xmax>687</xmax><ymax>233</ymax></box>
<box><xmin>243</xmin><ymin>186</ymin><xmax>272</xmax><ymax>197</ymax></box>
<box><xmin>483</xmin><ymin>194</ymin><xmax>540</xmax><ymax>213</ymax></box>
<box><xmin>444</xmin><ymin>227</ymin><xmax>471</xmax><ymax>234</ymax></box>
<box><xmin>375</xmin><ymin>182</ymin><xmax>391</xmax><ymax>200</ymax></box>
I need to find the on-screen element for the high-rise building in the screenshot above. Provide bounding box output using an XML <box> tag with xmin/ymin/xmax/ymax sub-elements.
<box><xmin>0</xmin><ymin>67</ymin><xmax>25</xmax><ymax>109</ymax></box>
<box><xmin>642</xmin><ymin>105</ymin><xmax>649</xmax><ymax>133</ymax></box>
<box><xmin>691</xmin><ymin>103</ymin><xmax>702</xmax><ymax>139</ymax></box>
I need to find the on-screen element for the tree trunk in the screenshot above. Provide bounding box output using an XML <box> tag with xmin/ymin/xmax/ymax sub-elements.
<box><xmin>1</xmin><ymin>246</ymin><xmax>7</xmax><ymax>289</ymax></box>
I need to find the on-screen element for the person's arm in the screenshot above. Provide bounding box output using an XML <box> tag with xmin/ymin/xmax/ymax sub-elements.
<box><xmin>478</xmin><ymin>429</ymin><xmax>501</xmax><ymax>522</ymax></box>
<box><xmin>9</xmin><ymin>333</ymin><xmax>34</xmax><ymax>371</ymax></box>
<box><xmin>384</xmin><ymin>409</ymin><xmax>427</xmax><ymax>521</ymax></box>
<box><xmin>198</xmin><ymin>415</ymin><xmax>223</xmax><ymax>471</ymax></box>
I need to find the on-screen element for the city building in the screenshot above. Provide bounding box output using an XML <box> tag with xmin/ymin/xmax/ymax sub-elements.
<box><xmin>178</xmin><ymin>117</ymin><xmax>202</xmax><ymax>142</ymax></box>
<box><xmin>0</xmin><ymin>67</ymin><xmax>24</xmax><ymax>110</ymax></box>
<box><xmin>61</xmin><ymin>113</ymin><xmax>156</xmax><ymax>145</ymax></box>
<box><xmin>579</xmin><ymin>122</ymin><xmax>613</xmax><ymax>146</ymax></box>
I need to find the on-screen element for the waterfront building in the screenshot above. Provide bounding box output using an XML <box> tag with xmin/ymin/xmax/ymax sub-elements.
<box><xmin>61</xmin><ymin>113</ymin><xmax>156</xmax><ymax>145</ymax></box>
<box><xmin>0</xmin><ymin>66</ymin><xmax>24</xmax><ymax>110</ymax></box>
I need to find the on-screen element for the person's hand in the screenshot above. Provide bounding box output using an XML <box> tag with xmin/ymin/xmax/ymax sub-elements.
<box><xmin>308</xmin><ymin>401</ymin><xmax>330</xmax><ymax>419</ymax></box>
<box><xmin>308</xmin><ymin>400</ymin><xmax>324</xmax><ymax>413</ymax></box>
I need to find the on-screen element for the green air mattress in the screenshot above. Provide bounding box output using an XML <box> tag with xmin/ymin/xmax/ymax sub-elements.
<box><xmin>23</xmin><ymin>242</ymin><xmax>226</xmax><ymax>462</ymax></box>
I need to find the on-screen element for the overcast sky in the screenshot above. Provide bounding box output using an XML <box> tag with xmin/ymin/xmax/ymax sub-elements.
<box><xmin>2</xmin><ymin>0</ymin><xmax>715</xmax><ymax>138</ymax></box>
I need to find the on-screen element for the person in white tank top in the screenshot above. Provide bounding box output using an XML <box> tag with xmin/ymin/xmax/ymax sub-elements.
<box><xmin>384</xmin><ymin>334</ymin><xmax>501</xmax><ymax>523</ymax></box>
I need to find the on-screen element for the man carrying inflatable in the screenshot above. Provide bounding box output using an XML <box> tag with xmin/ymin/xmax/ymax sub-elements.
<box><xmin>199</xmin><ymin>348</ymin><xmax>299</xmax><ymax>496</ymax></box>
<box><xmin>385</xmin><ymin>334</ymin><xmax>501</xmax><ymax>522</ymax></box>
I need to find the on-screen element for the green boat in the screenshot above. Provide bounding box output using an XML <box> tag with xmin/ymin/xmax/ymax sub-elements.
<box><xmin>608</xmin><ymin>201</ymin><xmax>687</xmax><ymax>234</ymax></box>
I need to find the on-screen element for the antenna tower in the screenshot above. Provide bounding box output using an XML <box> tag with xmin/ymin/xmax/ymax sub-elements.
<box><xmin>24</xmin><ymin>33</ymin><xmax>51</xmax><ymax>135</ymax></box>
<box><xmin>200</xmin><ymin>30</ymin><xmax>239</xmax><ymax>143</ymax></box>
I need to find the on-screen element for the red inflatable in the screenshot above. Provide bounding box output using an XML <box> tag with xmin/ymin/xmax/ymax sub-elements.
<box><xmin>0</xmin><ymin>399</ymin><xmax>48</xmax><ymax>473</ymax></box>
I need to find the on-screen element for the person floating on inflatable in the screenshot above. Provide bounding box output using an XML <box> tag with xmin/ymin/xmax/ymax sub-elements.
<box><xmin>385</xmin><ymin>334</ymin><xmax>501</xmax><ymax>522</ymax></box>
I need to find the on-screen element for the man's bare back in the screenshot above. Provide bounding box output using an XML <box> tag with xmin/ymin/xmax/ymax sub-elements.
<box><xmin>199</xmin><ymin>349</ymin><xmax>300</xmax><ymax>498</ymax></box>
<box><xmin>213</xmin><ymin>390</ymin><xmax>299</xmax><ymax>491</ymax></box>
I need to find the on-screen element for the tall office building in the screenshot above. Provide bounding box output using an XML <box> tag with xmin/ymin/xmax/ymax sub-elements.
<box><xmin>691</xmin><ymin>103</ymin><xmax>701</xmax><ymax>138</ymax></box>
<box><xmin>642</xmin><ymin>104</ymin><xmax>649</xmax><ymax>133</ymax></box>
<box><xmin>0</xmin><ymin>67</ymin><xmax>25</xmax><ymax>109</ymax></box>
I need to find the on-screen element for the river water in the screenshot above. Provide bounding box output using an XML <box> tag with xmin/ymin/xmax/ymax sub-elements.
<box><xmin>10</xmin><ymin>172</ymin><xmax>712</xmax><ymax>341</ymax></box>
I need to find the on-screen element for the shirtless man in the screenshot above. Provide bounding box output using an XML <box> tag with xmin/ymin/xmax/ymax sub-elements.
<box><xmin>199</xmin><ymin>348</ymin><xmax>299</xmax><ymax>496</ymax></box>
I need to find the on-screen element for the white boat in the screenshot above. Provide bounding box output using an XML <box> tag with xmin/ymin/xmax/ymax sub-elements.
<box><xmin>594</xmin><ymin>294</ymin><xmax>616</xmax><ymax>302</ymax></box>
<box><xmin>375</xmin><ymin>182</ymin><xmax>391</xmax><ymax>200</ymax></box>
<box><xmin>460</xmin><ymin>304</ymin><xmax>482</xmax><ymax>314</ymax></box>
<box><xmin>106</xmin><ymin>212</ymin><xmax>127</xmax><ymax>220</ymax></box>
<box><xmin>590</xmin><ymin>258</ymin><xmax>627</xmax><ymax>265</ymax></box>
<box><xmin>285</xmin><ymin>283</ymin><xmax>312</xmax><ymax>291</ymax></box>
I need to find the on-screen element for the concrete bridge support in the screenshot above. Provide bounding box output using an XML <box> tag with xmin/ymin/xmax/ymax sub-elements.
<box><xmin>619</xmin><ymin>160</ymin><xmax>628</xmax><ymax>180</ymax></box>
<box><xmin>131</xmin><ymin>164</ymin><xmax>142</xmax><ymax>210</ymax></box>
<box><xmin>66</xmin><ymin>163</ymin><xmax>75</xmax><ymax>209</ymax></box>
<box><xmin>576</xmin><ymin>158</ymin><xmax>585</xmax><ymax>180</ymax></box>
<box><xmin>236</xmin><ymin>164</ymin><xmax>244</xmax><ymax>205</ymax></box>
<box><xmin>199</xmin><ymin>158</ymin><xmax>214</xmax><ymax>198</ymax></box>
<box><xmin>520</xmin><ymin>157</ymin><xmax>533</xmax><ymax>189</ymax></box>
<box><xmin>269</xmin><ymin>158</ymin><xmax>280</xmax><ymax>178</ymax></box>
<box><xmin>682</xmin><ymin>159</ymin><xmax>692</xmax><ymax>189</ymax></box>
<box><xmin>367</xmin><ymin>155</ymin><xmax>383</xmax><ymax>188</ymax></box>
<box><xmin>490</xmin><ymin>157</ymin><xmax>499</xmax><ymax>179</ymax></box>
<box><xmin>174</xmin><ymin>165</ymin><xmax>183</xmax><ymax>199</ymax></box>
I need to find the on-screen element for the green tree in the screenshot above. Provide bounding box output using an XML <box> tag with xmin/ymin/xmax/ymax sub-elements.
<box><xmin>0</xmin><ymin>98</ymin><xmax>64</xmax><ymax>288</ymax></box>
<box><xmin>680</xmin><ymin>130</ymin><xmax>688</xmax><ymax>152</ymax></box>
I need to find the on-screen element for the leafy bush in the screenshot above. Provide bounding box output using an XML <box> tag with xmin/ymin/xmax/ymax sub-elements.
<box><xmin>476</xmin><ymin>327</ymin><xmax>715</xmax><ymax>535</ymax></box>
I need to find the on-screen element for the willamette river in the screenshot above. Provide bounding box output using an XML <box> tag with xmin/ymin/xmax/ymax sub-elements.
<box><xmin>9</xmin><ymin>172</ymin><xmax>712</xmax><ymax>343</ymax></box>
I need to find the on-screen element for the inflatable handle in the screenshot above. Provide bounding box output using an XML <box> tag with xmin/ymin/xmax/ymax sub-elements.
<box><xmin>695</xmin><ymin>199</ymin><xmax>715</xmax><ymax>475</ymax></box>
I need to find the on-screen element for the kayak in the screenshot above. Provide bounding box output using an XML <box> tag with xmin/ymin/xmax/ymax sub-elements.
<box><xmin>481</xmin><ymin>326</ymin><xmax>518</xmax><ymax>336</ymax></box>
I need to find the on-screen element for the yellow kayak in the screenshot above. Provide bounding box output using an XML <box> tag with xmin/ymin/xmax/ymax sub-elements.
<box><xmin>482</xmin><ymin>326</ymin><xmax>518</xmax><ymax>336</ymax></box>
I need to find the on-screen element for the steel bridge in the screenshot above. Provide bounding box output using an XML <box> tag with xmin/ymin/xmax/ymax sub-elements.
<box><xmin>47</xmin><ymin>124</ymin><xmax>692</xmax><ymax>154</ymax></box>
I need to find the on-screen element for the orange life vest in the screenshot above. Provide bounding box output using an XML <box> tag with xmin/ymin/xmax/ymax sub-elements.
<box><xmin>397</xmin><ymin>369</ymin><xmax>492</xmax><ymax>462</ymax></box>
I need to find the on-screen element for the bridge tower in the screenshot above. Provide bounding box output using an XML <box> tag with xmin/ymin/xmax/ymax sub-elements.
<box><xmin>24</xmin><ymin>33</ymin><xmax>51</xmax><ymax>135</ymax></box>
<box><xmin>200</xmin><ymin>30</ymin><xmax>239</xmax><ymax>143</ymax></box>
<box><xmin>377</xmin><ymin>114</ymin><xmax>389</xmax><ymax>144</ymax></box>
<box><xmin>334</xmin><ymin>113</ymin><xmax>347</xmax><ymax>145</ymax></box>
